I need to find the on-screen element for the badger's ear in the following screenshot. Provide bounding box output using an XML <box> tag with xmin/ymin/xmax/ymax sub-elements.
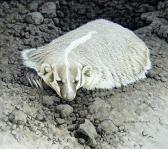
<box><xmin>21</xmin><ymin>48</ymin><xmax>47</xmax><ymax>72</ymax></box>
<box><xmin>82</xmin><ymin>65</ymin><xmax>92</xmax><ymax>77</ymax></box>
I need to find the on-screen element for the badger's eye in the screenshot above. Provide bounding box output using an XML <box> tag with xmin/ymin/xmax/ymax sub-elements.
<box><xmin>57</xmin><ymin>80</ymin><xmax>64</xmax><ymax>86</ymax></box>
<box><xmin>49</xmin><ymin>73</ymin><xmax>54</xmax><ymax>82</ymax></box>
<box><xmin>74</xmin><ymin>80</ymin><xmax>79</xmax><ymax>85</ymax></box>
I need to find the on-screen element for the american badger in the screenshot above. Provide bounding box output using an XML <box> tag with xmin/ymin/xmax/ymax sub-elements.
<box><xmin>21</xmin><ymin>19</ymin><xmax>151</xmax><ymax>101</ymax></box>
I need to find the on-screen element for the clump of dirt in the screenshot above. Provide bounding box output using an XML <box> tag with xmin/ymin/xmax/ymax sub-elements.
<box><xmin>0</xmin><ymin>0</ymin><xmax>168</xmax><ymax>149</ymax></box>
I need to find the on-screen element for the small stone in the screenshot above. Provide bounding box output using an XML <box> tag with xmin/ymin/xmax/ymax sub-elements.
<box><xmin>67</xmin><ymin>124</ymin><xmax>76</xmax><ymax>131</ymax></box>
<box><xmin>97</xmin><ymin>120</ymin><xmax>118</xmax><ymax>135</ymax></box>
<box><xmin>25</xmin><ymin>12</ymin><xmax>44</xmax><ymax>25</ymax></box>
<box><xmin>36</xmin><ymin>113</ymin><xmax>45</xmax><ymax>122</ymax></box>
<box><xmin>154</xmin><ymin>75</ymin><xmax>161</xmax><ymax>81</ymax></box>
<box><xmin>78</xmin><ymin>138</ymin><xmax>86</xmax><ymax>145</ymax></box>
<box><xmin>88</xmin><ymin>98</ymin><xmax>111</xmax><ymax>121</ymax></box>
<box><xmin>146</xmin><ymin>70</ymin><xmax>155</xmax><ymax>78</ymax></box>
<box><xmin>160</xmin><ymin>76</ymin><xmax>167</xmax><ymax>82</ymax></box>
<box><xmin>76</xmin><ymin>119</ymin><xmax>97</xmax><ymax>147</ymax></box>
<box><xmin>56</xmin><ymin>118</ymin><xmax>65</xmax><ymax>125</ymax></box>
<box><xmin>8</xmin><ymin>113</ymin><xmax>15</xmax><ymax>123</ymax></box>
<box><xmin>14</xmin><ymin>111</ymin><xmax>27</xmax><ymax>123</ymax></box>
<box><xmin>56</xmin><ymin>104</ymin><xmax>73</xmax><ymax>118</ymax></box>
<box><xmin>53</xmin><ymin>18</ymin><xmax>60</xmax><ymax>25</ymax></box>
<box><xmin>57</xmin><ymin>10</ymin><xmax>65</xmax><ymax>18</ymax></box>
<box><xmin>118</xmin><ymin>125</ymin><xmax>126</xmax><ymax>132</ymax></box>
<box><xmin>35</xmin><ymin>130</ymin><xmax>41</xmax><ymax>135</ymax></box>
<box><xmin>24</xmin><ymin>32</ymin><xmax>30</xmax><ymax>39</ymax></box>
<box><xmin>2</xmin><ymin>1</ymin><xmax>9</xmax><ymax>9</ymax></box>
<box><xmin>54</xmin><ymin>113</ymin><xmax>60</xmax><ymax>118</ymax></box>
<box><xmin>28</xmin><ymin>1</ymin><xmax>38</xmax><ymax>11</ymax></box>
<box><xmin>78</xmin><ymin>110</ymin><xmax>87</xmax><ymax>118</ymax></box>
<box><xmin>8</xmin><ymin>110</ymin><xmax>27</xmax><ymax>124</ymax></box>
<box><xmin>42</xmin><ymin>96</ymin><xmax>54</xmax><ymax>107</ymax></box>
<box><xmin>100</xmin><ymin>142</ymin><xmax>111</xmax><ymax>149</ymax></box>
<box><xmin>40</xmin><ymin>2</ymin><xmax>56</xmax><ymax>17</ymax></box>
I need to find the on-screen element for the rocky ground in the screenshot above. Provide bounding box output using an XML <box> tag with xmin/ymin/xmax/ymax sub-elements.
<box><xmin>0</xmin><ymin>0</ymin><xmax>168</xmax><ymax>149</ymax></box>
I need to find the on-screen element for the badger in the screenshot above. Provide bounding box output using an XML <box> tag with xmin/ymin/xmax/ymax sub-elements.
<box><xmin>21</xmin><ymin>19</ymin><xmax>151</xmax><ymax>101</ymax></box>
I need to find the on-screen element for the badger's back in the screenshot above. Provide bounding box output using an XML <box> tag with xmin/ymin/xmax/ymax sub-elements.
<box><xmin>69</xmin><ymin>19</ymin><xmax>151</xmax><ymax>87</ymax></box>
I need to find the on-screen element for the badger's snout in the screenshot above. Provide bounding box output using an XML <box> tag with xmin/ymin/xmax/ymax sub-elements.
<box><xmin>61</xmin><ymin>91</ymin><xmax>76</xmax><ymax>101</ymax></box>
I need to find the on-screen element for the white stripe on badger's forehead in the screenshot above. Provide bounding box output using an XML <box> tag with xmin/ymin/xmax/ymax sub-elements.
<box><xmin>64</xmin><ymin>31</ymin><xmax>97</xmax><ymax>65</ymax></box>
<box><xmin>64</xmin><ymin>31</ymin><xmax>97</xmax><ymax>94</ymax></box>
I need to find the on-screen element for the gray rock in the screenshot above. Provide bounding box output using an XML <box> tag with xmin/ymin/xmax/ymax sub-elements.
<box><xmin>100</xmin><ymin>142</ymin><xmax>111</xmax><ymax>149</ymax></box>
<box><xmin>56</xmin><ymin>10</ymin><xmax>65</xmax><ymax>18</ymax></box>
<box><xmin>76</xmin><ymin>119</ymin><xmax>97</xmax><ymax>147</ymax></box>
<box><xmin>97</xmin><ymin>120</ymin><xmax>118</xmax><ymax>135</ymax></box>
<box><xmin>42</xmin><ymin>96</ymin><xmax>54</xmax><ymax>107</ymax></box>
<box><xmin>78</xmin><ymin>138</ymin><xmax>86</xmax><ymax>145</ymax></box>
<box><xmin>53</xmin><ymin>18</ymin><xmax>59</xmax><ymax>25</ymax></box>
<box><xmin>160</xmin><ymin>76</ymin><xmax>167</xmax><ymax>82</ymax></box>
<box><xmin>28</xmin><ymin>1</ymin><xmax>38</xmax><ymax>11</ymax></box>
<box><xmin>146</xmin><ymin>70</ymin><xmax>157</xmax><ymax>79</ymax></box>
<box><xmin>56</xmin><ymin>118</ymin><xmax>65</xmax><ymax>125</ymax></box>
<box><xmin>25</xmin><ymin>12</ymin><xmax>44</xmax><ymax>25</ymax></box>
<box><xmin>56</xmin><ymin>104</ymin><xmax>73</xmax><ymax>118</ymax></box>
<box><xmin>36</xmin><ymin>113</ymin><xmax>45</xmax><ymax>121</ymax></box>
<box><xmin>40</xmin><ymin>2</ymin><xmax>56</xmax><ymax>17</ymax></box>
<box><xmin>8</xmin><ymin>110</ymin><xmax>27</xmax><ymax>124</ymax></box>
<box><xmin>88</xmin><ymin>98</ymin><xmax>111</xmax><ymax>121</ymax></box>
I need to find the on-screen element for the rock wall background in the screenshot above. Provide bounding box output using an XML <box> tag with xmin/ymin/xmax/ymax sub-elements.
<box><xmin>0</xmin><ymin>0</ymin><xmax>168</xmax><ymax>149</ymax></box>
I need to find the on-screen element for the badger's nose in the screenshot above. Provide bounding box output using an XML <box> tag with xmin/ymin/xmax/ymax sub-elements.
<box><xmin>62</xmin><ymin>92</ymin><xmax>76</xmax><ymax>101</ymax></box>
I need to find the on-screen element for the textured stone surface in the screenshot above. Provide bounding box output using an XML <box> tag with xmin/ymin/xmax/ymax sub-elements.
<box><xmin>40</xmin><ymin>2</ymin><xmax>56</xmax><ymax>18</ymax></box>
<box><xmin>88</xmin><ymin>98</ymin><xmax>112</xmax><ymax>120</ymax></box>
<box><xmin>25</xmin><ymin>12</ymin><xmax>44</xmax><ymax>25</ymax></box>
<box><xmin>76</xmin><ymin>119</ymin><xmax>97</xmax><ymax>147</ymax></box>
<box><xmin>56</xmin><ymin>104</ymin><xmax>73</xmax><ymax>118</ymax></box>
<box><xmin>97</xmin><ymin>119</ymin><xmax>118</xmax><ymax>134</ymax></box>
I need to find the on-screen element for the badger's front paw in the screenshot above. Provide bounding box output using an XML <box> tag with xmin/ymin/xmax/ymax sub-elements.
<box><xmin>26</xmin><ymin>69</ymin><xmax>43</xmax><ymax>89</ymax></box>
<box><xmin>37</xmin><ymin>63</ymin><xmax>54</xmax><ymax>86</ymax></box>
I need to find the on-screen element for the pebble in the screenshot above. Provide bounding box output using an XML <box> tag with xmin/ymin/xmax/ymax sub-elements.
<box><xmin>56</xmin><ymin>118</ymin><xmax>65</xmax><ymax>125</ymax></box>
<box><xmin>56</xmin><ymin>104</ymin><xmax>73</xmax><ymax>118</ymax></box>
<box><xmin>36</xmin><ymin>113</ymin><xmax>45</xmax><ymax>122</ymax></box>
<box><xmin>8</xmin><ymin>110</ymin><xmax>27</xmax><ymax>124</ymax></box>
<box><xmin>28</xmin><ymin>1</ymin><xmax>38</xmax><ymax>11</ymax></box>
<box><xmin>40</xmin><ymin>2</ymin><xmax>56</xmax><ymax>17</ymax></box>
<box><xmin>78</xmin><ymin>138</ymin><xmax>86</xmax><ymax>145</ymax></box>
<box><xmin>25</xmin><ymin>12</ymin><xmax>44</xmax><ymax>25</ymax></box>
<box><xmin>42</xmin><ymin>96</ymin><xmax>54</xmax><ymax>107</ymax></box>
<box><xmin>88</xmin><ymin>97</ymin><xmax>111</xmax><ymax>121</ymax></box>
<box><xmin>97</xmin><ymin>120</ymin><xmax>118</xmax><ymax>135</ymax></box>
<box><xmin>146</xmin><ymin>70</ymin><xmax>156</xmax><ymax>78</ymax></box>
<box><xmin>154</xmin><ymin>75</ymin><xmax>161</xmax><ymax>81</ymax></box>
<box><xmin>8</xmin><ymin>113</ymin><xmax>15</xmax><ymax>123</ymax></box>
<box><xmin>160</xmin><ymin>76</ymin><xmax>167</xmax><ymax>82</ymax></box>
<box><xmin>57</xmin><ymin>10</ymin><xmax>65</xmax><ymax>18</ymax></box>
<box><xmin>53</xmin><ymin>18</ymin><xmax>60</xmax><ymax>25</ymax></box>
<box><xmin>76</xmin><ymin>119</ymin><xmax>97</xmax><ymax>147</ymax></box>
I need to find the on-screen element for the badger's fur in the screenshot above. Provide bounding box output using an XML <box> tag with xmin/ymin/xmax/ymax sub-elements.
<box><xmin>21</xmin><ymin>19</ymin><xmax>151</xmax><ymax>100</ymax></box>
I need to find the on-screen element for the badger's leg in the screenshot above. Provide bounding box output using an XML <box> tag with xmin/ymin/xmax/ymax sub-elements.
<box><xmin>37</xmin><ymin>63</ymin><xmax>54</xmax><ymax>88</ymax></box>
<box><xmin>26</xmin><ymin>69</ymin><xmax>43</xmax><ymax>89</ymax></box>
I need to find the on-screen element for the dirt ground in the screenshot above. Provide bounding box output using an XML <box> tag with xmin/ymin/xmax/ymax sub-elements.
<box><xmin>0</xmin><ymin>0</ymin><xmax>168</xmax><ymax>149</ymax></box>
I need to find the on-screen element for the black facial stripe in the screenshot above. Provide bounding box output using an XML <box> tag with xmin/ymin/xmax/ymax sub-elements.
<box><xmin>79</xmin><ymin>72</ymin><xmax>82</xmax><ymax>87</ymax></box>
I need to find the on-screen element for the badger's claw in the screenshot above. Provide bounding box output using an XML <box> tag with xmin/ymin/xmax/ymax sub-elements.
<box><xmin>26</xmin><ymin>71</ymin><xmax>34</xmax><ymax>87</ymax></box>
<box><xmin>36</xmin><ymin>79</ymin><xmax>44</xmax><ymax>89</ymax></box>
<box><xmin>26</xmin><ymin>69</ymin><xmax>43</xmax><ymax>90</ymax></box>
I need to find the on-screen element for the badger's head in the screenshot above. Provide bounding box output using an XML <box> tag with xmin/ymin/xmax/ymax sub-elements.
<box><xmin>39</xmin><ymin>63</ymin><xmax>91</xmax><ymax>101</ymax></box>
